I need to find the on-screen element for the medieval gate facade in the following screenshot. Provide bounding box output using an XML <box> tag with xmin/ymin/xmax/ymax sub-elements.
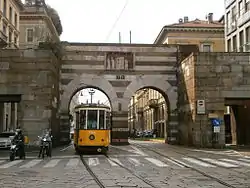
<box><xmin>59</xmin><ymin>43</ymin><xmax>178</xmax><ymax>145</ymax></box>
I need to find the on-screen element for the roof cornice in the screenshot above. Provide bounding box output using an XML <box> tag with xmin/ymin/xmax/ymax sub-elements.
<box><xmin>154</xmin><ymin>26</ymin><xmax>224</xmax><ymax>44</ymax></box>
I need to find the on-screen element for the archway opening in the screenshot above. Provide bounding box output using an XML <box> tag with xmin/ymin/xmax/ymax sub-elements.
<box><xmin>68</xmin><ymin>87</ymin><xmax>112</xmax><ymax>139</ymax></box>
<box><xmin>128</xmin><ymin>87</ymin><xmax>170</xmax><ymax>142</ymax></box>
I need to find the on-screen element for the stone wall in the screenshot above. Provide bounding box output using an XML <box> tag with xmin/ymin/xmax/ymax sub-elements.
<box><xmin>179</xmin><ymin>52</ymin><xmax>250</xmax><ymax>147</ymax></box>
<box><xmin>0</xmin><ymin>49</ymin><xmax>60</xmax><ymax>145</ymax></box>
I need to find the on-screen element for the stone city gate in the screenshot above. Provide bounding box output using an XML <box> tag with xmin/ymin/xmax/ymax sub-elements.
<box><xmin>59</xmin><ymin>43</ymin><xmax>178</xmax><ymax>145</ymax></box>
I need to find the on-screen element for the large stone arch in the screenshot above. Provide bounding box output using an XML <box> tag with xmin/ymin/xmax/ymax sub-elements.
<box><xmin>60</xmin><ymin>74</ymin><xmax>117</xmax><ymax>112</ymax></box>
<box><xmin>123</xmin><ymin>75</ymin><xmax>178</xmax><ymax>143</ymax></box>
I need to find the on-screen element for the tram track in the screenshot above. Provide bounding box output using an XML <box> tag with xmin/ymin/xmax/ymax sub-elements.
<box><xmin>80</xmin><ymin>155</ymin><xmax>106</xmax><ymax>188</ymax></box>
<box><xmin>80</xmin><ymin>153</ymin><xmax>162</xmax><ymax>188</ymax></box>
<box><xmin>104</xmin><ymin>154</ymin><xmax>160</xmax><ymax>188</ymax></box>
<box><xmin>133</xmin><ymin>143</ymin><xmax>238</xmax><ymax>188</ymax></box>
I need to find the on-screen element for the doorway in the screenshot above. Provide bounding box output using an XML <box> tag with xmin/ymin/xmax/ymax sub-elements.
<box><xmin>225</xmin><ymin>98</ymin><xmax>250</xmax><ymax>146</ymax></box>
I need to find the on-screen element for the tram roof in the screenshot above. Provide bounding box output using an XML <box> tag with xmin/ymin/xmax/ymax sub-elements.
<box><xmin>74</xmin><ymin>103</ymin><xmax>110</xmax><ymax>110</ymax></box>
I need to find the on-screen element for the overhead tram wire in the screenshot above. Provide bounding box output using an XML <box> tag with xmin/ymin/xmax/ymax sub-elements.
<box><xmin>105</xmin><ymin>0</ymin><xmax>129</xmax><ymax>42</ymax></box>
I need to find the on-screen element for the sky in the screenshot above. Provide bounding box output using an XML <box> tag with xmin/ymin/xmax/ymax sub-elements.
<box><xmin>77</xmin><ymin>89</ymin><xmax>110</xmax><ymax>106</ymax></box>
<box><xmin>27</xmin><ymin>0</ymin><xmax>225</xmax><ymax>43</ymax></box>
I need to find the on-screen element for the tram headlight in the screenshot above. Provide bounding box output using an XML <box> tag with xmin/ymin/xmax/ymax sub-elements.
<box><xmin>89</xmin><ymin>134</ymin><xmax>95</xmax><ymax>140</ymax></box>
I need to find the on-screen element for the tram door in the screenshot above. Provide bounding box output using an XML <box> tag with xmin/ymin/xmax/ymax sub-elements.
<box><xmin>75</xmin><ymin>111</ymin><xmax>80</xmax><ymax>145</ymax></box>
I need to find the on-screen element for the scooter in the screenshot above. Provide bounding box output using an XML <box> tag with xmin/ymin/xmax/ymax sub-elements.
<box><xmin>9</xmin><ymin>140</ymin><xmax>25</xmax><ymax>161</ymax></box>
<box><xmin>38</xmin><ymin>135</ymin><xmax>52</xmax><ymax>159</ymax></box>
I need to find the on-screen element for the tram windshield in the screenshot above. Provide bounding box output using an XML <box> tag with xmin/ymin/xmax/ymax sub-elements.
<box><xmin>99</xmin><ymin>110</ymin><xmax>105</xmax><ymax>129</ymax></box>
<box><xmin>87</xmin><ymin>110</ymin><xmax>97</xmax><ymax>129</ymax></box>
<box><xmin>76</xmin><ymin>108</ymin><xmax>111</xmax><ymax>130</ymax></box>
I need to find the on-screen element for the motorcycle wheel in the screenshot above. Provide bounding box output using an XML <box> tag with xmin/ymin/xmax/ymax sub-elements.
<box><xmin>10</xmin><ymin>153</ymin><xmax>15</xmax><ymax>161</ymax></box>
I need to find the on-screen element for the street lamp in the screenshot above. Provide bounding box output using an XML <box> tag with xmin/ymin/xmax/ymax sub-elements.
<box><xmin>88</xmin><ymin>88</ymin><xmax>95</xmax><ymax>104</ymax></box>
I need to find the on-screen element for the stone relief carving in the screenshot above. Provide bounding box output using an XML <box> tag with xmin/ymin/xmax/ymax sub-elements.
<box><xmin>105</xmin><ymin>52</ymin><xmax>133</xmax><ymax>70</ymax></box>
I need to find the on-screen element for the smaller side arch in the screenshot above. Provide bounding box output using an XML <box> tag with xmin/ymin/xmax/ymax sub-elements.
<box><xmin>123</xmin><ymin>75</ymin><xmax>178</xmax><ymax>144</ymax></box>
<box><xmin>123</xmin><ymin>75</ymin><xmax>177</xmax><ymax>111</ymax></box>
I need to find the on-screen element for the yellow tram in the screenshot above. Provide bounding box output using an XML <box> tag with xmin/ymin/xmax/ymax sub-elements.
<box><xmin>73</xmin><ymin>103</ymin><xmax>111</xmax><ymax>153</ymax></box>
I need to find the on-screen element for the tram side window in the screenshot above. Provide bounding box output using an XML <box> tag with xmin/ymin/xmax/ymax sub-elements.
<box><xmin>80</xmin><ymin>110</ymin><xmax>86</xmax><ymax>129</ymax></box>
<box><xmin>76</xmin><ymin>112</ymin><xmax>80</xmax><ymax>129</ymax></box>
<box><xmin>106</xmin><ymin>112</ymin><xmax>111</xmax><ymax>129</ymax></box>
<box><xmin>87</xmin><ymin>110</ymin><xmax>97</xmax><ymax>130</ymax></box>
<box><xmin>99</xmin><ymin>110</ymin><xmax>105</xmax><ymax>129</ymax></box>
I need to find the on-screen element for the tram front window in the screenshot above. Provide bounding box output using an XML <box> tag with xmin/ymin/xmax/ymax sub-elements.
<box><xmin>79</xmin><ymin>110</ymin><xmax>86</xmax><ymax>129</ymax></box>
<box><xmin>87</xmin><ymin>110</ymin><xmax>97</xmax><ymax>129</ymax></box>
<box><xmin>99</xmin><ymin>110</ymin><xmax>105</xmax><ymax>129</ymax></box>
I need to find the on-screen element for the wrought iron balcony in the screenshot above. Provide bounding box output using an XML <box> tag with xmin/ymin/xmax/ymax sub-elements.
<box><xmin>225</xmin><ymin>0</ymin><xmax>236</xmax><ymax>8</ymax></box>
<box><xmin>238</xmin><ymin>11</ymin><xmax>250</xmax><ymax>27</ymax></box>
<box><xmin>0</xmin><ymin>31</ymin><xmax>7</xmax><ymax>47</ymax></box>
<box><xmin>148</xmin><ymin>99</ymin><xmax>158</xmax><ymax>108</ymax></box>
<box><xmin>137</xmin><ymin>107</ymin><xmax>143</xmax><ymax>114</ymax></box>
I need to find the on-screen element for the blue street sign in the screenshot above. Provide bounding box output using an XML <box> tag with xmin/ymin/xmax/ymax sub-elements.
<box><xmin>211</xmin><ymin>118</ymin><xmax>222</xmax><ymax>127</ymax></box>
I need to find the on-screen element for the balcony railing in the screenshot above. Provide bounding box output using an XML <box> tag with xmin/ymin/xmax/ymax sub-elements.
<box><xmin>148</xmin><ymin>99</ymin><xmax>158</xmax><ymax>108</ymax></box>
<box><xmin>137</xmin><ymin>107</ymin><xmax>143</xmax><ymax>114</ymax></box>
<box><xmin>238</xmin><ymin>11</ymin><xmax>250</xmax><ymax>27</ymax></box>
<box><xmin>225</xmin><ymin>0</ymin><xmax>236</xmax><ymax>8</ymax></box>
<box><xmin>0</xmin><ymin>31</ymin><xmax>7</xmax><ymax>46</ymax></box>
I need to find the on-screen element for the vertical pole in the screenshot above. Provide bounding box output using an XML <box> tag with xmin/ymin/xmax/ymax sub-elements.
<box><xmin>132</xmin><ymin>96</ymin><xmax>135</xmax><ymax>139</ymax></box>
<box><xmin>119</xmin><ymin>32</ymin><xmax>121</xmax><ymax>43</ymax></box>
<box><xmin>129</xmin><ymin>30</ymin><xmax>131</xmax><ymax>44</ymax></box>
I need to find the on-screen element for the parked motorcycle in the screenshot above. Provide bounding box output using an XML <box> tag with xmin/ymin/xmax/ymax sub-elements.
<box><xmin>9</xmin><ymin>139</ymin><xmax>25</xmax><ymax>161</ymax></box>
<box><xmin>38</xmin><ymin>135</ymin><xmax>52</xmax><ymax>159</ymax></box>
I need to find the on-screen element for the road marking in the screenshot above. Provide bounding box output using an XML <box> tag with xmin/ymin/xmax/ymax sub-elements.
<box><xmin>220</xmin><ymin>159</ymin><xmax>250</xmax><ymax>167</ymax></box>
<box><xmin>200</xmin><ymin>158</ymin><xmax>238</xmax><ymax>168</ymax></box>
<box><xmin>183</xmin><ymin>157</ymin><xmax>215</xmax><ymax>167</ymax></box>
<box><xmin>164</xmin><ymin>158</ymin><xmax>185</xmax><ymax>168</ymax></box>
<box><xmin>19</xmin><ymin>159</ymin><xmax>42</xmax><ymax>168</ymax></box>
<box><xmin>60</xmin><ymin>144</ymin><xmax>73</xmax><ymax>152</ymax></box>
<box><xmin>238</xmin><ymin>158</ymin><xmax>250</xmax><ymax>163</ymax></box>
<box><xmin>130</xmin><ymin>146</ymin><xmax>147</xmax><ymax>156</ymax></box>
<box><xmin>65</xmin><ymin>158</ymin><xmax>80</xmax><ymax>168</ymax></box>
<box><xmin>170</xmin><ymin>157</ymin><xmax>191</xmax><ymax>168</ymax></box>
<box><xmin>43</xmin><ymin>159</ymin><xmax>61</xmax><ymax>168</ymax></box>
<box><xmin>88</xmin><ymin>158</ymin><xmax>100</xmax><ymax>166</ymax></box>
<box><xmin>128</xmin><ymin>158</ymin><xmax>141</xmax><ymax>166</ymax></box>
<box><xmin>145</xmin><ymin>158</ymin><xmax>168</xmax><ymax>167</ymax></box>
<box><xmin>107</xmin><ymin>158</ymin><xmax>123</xmax><ymax>166</ymax></box>
<box><xmin>0</xmin><ymin>160</ymin><xmax>23</xmax><ymax>169</ymax></box>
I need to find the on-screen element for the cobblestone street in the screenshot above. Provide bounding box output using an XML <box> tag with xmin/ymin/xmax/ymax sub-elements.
<box><xmin>0</xmin><ymin>141</ymin><xmax>250</xmax><ymax>187</ymax></box>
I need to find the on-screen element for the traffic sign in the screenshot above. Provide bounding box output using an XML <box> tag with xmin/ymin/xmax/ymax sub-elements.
<box><xmin>211</xmin><ymin>118</ymin><xmax>222</xmax><ymax>127</ymax></box>
<box><xmin>197</xmin><ymin>100</ymin><xmax>205</xmax><ymax>114</ymax></box>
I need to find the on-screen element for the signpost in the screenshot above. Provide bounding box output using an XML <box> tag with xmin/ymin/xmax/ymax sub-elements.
<box><xmin>197</xmin><ymin>100</ymin><xmax>205</xmax><ymax>114</ymax></box>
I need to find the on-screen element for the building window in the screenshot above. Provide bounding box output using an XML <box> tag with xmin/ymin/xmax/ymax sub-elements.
<box><xmin>3</xmin><ymin>0</ymin><xmax>7</xmax><ymax>17</ymax></box>
<box><xmin>232</xmin><ymin>35</ymin><xmax>237</xmax><ymax>51</ymax></box>
<box><xmin>202</xmin><ymin>44</ymin><xmax>212</xmax><ymax>52</ymax></box>
<box><xmin>239</xmin><ymin>1</ymin><xmax>243</xmax><ymax>16</ymax></box>
<box><xmin>245</xmin><ymin>0</ymin><xmax>250</xmax><ymax>12</ymax></box>
<box><xmin>14</xmin><ymin>13</ymin><xmax>17</xmax><ymax>27</ymax></box>
<box><xmin>9</xmin><ymin>7</ymin><xmax>12</xmax><ymax>23</ymax></box>
<box><xmin>26</xmin><ymin>28</ymin><xmax>34</xmax><ymax>42</ymax></box>
<box><xmin>227</xmin><ymin>39</ymin><xmax>231</xmax><ymax>52</ymax></box>
<box><xmin>246</xmin><ymin>26</ymin><xmax>250</xmax><ymax>51</ymax></box>
<box><xmin>239</xmin><ymin>31</ymin><xmax>244</xmax><ymax>52</ymax></box>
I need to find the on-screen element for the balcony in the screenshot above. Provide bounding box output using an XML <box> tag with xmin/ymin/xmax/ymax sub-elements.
<box><xmin>0</xmin><ymin>31</ymin><xmax>7</xmax><ymax>47</ymax></box>
<box><xmin>225</xmin><ymin>0</ymin><xmax>236</xmax><ymax>8</ymax></box>
<box><xmin>238</xmin><ymin>11</ymin><xmax>250</xmax><ymax>27</ymax></box>
<box><xmin>137</xmin><ymin>107</ymin><xmax>143</xmax><ymax>114</ymax></box>
<box><xmin>148</xmin><ymin>99</ymin><xmax>158</xmax><ymax>109</ymax></box>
